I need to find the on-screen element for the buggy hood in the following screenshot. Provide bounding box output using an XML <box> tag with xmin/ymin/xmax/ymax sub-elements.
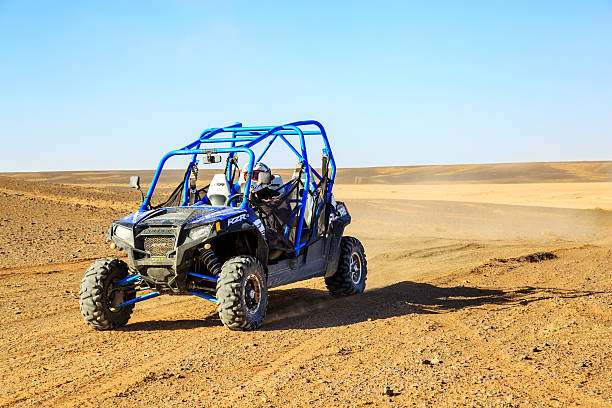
<box><xmin>117</xmin><ymin>206</ymin><xmax>247</xmax><ymax>228</ymax></box>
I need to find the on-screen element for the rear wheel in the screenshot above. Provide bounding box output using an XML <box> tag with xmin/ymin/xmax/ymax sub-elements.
<box><xmin>79</xmin><ymin>258</ymin><xmax>136</xmax><ymax>330</ymax></box>
<box><xmin>325</xmin><ymin>236</ymin><xmax>367</xmax><ymax>297</ymax></box>
<box><xmin>216</xmin><ymin>256</ymin><xmax>267</xmax><ymax>331</ymax></box>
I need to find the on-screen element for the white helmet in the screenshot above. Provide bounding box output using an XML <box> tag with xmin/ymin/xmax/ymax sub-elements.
<box><xmin>241</xmin><ymin>162</ymin><xmax>272</xmax><ymax>191</ymax></box>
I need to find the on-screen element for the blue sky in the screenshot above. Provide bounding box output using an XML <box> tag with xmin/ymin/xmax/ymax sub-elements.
<box><xmin>0</xmin><ymin>1</ymin><xmax>611</xmax><ymax>171</ymax></box>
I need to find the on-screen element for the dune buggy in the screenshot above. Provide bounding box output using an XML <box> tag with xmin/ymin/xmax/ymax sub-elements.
<box><xmin>79</xmin><ymin>120</ymin><xmax>366</xmax><ymax>331</ymax></box>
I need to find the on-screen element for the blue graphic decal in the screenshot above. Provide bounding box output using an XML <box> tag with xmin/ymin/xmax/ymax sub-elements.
<box><xmin>187</xmin><ymin>208</ymin><xmax>245</xmax><ymax>224</ymax></box>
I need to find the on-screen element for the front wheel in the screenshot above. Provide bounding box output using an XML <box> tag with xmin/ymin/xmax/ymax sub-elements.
<box><xmin>79</xmin><ymin>258</ymin><xmax>136</xmax><ymax>330</ymax></box>
<box><xmin>216</xmin><ymin>256</ymin><xmax>268</xmax><ymax>331</ymax></box>
<box><xmin>325</xmin><ymin>236</ymin><xmax>367</xmax><ymax>297</ymax></box>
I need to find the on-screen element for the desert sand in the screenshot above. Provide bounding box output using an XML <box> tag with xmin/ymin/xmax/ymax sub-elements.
<box><xmin>0</xmin><ymin>161</ymin><xmax>610</xmax><ymax>407</ymax></box>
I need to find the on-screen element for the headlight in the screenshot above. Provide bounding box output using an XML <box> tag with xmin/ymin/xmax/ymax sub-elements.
<box><xmin>188</xmin><ymin>224</ymin><xmax>213</xmax><ymax>241</ymax></box>
<box><xmin>114</xmin><ymin>225</ymin><xmax>133</xmax><ymax>241</ymax></box>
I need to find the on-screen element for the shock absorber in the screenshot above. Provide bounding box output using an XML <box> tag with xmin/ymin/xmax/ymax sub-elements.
<box><xmin>199</xmin><ymin>248</ymin><xmax>221</xmax><ymax>276</ymax></box>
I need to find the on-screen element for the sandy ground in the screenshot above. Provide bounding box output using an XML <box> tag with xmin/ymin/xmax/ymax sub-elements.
<box><xmin>0</xmin><ymin>162</ymin><xmax>611</xmax><ymax>407</ymax></box>
<box><xmin>333</xmin><ymin>182</ymin><xmax>612</xmax><ymax>210</ymax></box>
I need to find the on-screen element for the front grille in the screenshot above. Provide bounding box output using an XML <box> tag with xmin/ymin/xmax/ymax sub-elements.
<box><xmin>144</xmin><ymin>236</ymin><xmax>174</xmax><ymax>257</ymax></box>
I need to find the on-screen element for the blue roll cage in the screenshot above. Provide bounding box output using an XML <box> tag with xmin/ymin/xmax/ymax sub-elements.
<box><xmin>139</xmin><ymin>120</ymin><xmax>337</xmax><ymax>255</ymax></box>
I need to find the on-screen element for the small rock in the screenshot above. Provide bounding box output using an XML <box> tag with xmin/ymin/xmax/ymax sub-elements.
<box><xmin>384</xmin><ymin>386</ymin><xmax>393</xmax><ymax>396</ymax></box>
<box><xmin>577</xmin><ymin>362</ymin><xmax>589</xmax><ymax>368</ymax></box>
<box><xmin>430</xmin><ymin>358</ymin><xmax>442</xmax><ymax>364</ymax></box>
<box><xmin>532</xmin><ymin>346</ymin><xmax>541</xmax><ymax>352</ymax></box>
<box><xmin>518</xmin><ymin>354</ymin><xmax>531</xmax><ymax>361</ymax></box>
<box><xmin>422</xmin><ymin>359</ymin><xmax>432</xmax><ymax>365</ymax></box>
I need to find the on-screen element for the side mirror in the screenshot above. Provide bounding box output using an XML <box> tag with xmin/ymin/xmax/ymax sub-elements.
<box><xmin>129</xmin><ymin>176</ymin><xmax>141</xmax><ymax>190</ymax></box>
<box><xmin>202</xmin><ymin>154</ymin><xmax>222</xmax><ymax>164</ymax></box>
<box><xmin>129</xmin><ymin>176</ymin><xmax>144</xmax><ymax>203</ymax></box>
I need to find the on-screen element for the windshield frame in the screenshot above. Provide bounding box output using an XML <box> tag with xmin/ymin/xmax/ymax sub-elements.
<box><xmin>140</xmin><ymin>147</ymin><xmax>255</xmax><ymax>211</ymax></box>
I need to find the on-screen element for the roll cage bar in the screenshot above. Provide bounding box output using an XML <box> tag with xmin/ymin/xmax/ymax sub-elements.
<box><xmin>140</xmin><ymin>120</ymin><xmax>337</xmax><ymax>253</ymax></box>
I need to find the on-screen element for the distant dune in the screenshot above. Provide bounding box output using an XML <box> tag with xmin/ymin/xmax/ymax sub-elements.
<box><xmin>334</xmin><ymin>161</ymin><xmax>612</xmax><ymax>184</ymax></box>
<box><xmin>1</xmin><ymin>161</ymin><xmax>610</xmax><ymax>186</ymax></box>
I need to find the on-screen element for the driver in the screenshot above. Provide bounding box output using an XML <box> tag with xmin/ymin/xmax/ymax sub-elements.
<box><xmin>240</xmin><ymin>162</ymin><xmax>279</xmax><ymax>200</ymax></box>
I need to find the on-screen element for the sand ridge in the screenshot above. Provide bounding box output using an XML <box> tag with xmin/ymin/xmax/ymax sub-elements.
<box><xmin>2</xmin><ymin>160</ymin><xmax>611</xmax><ymax>186</ymax></box>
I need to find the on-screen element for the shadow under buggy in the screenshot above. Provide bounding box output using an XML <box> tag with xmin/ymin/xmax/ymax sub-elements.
<box><xmin>79</xmin><ymin>120</ymin><xmax>367</xmax><ymax>331</ymax></box>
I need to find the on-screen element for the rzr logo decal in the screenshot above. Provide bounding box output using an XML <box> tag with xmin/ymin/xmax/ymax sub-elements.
<box><xmin>227</xmin><ymin>213</ymin><xmax>248</xmax><ymax>226</ymax></box>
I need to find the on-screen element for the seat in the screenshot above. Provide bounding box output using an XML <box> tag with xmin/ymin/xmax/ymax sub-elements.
<box><xmin>294</xmin><ymin>170</ymin><xmax>314</xmax><ymax>229</ymax></box>
<box><xmin>302</xmin><ymin>185</ymin><xmax>315</xmax><ymax>228</ymax></box>
<box><xmin>286</xmin><ymin>167</ymin><xmax>315</xmax><ymax>238</ymax></box>
<box><xmin>207</xmin><ymin>174</ymin><xmax>230</xmax><ymax>206</ymax></box>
